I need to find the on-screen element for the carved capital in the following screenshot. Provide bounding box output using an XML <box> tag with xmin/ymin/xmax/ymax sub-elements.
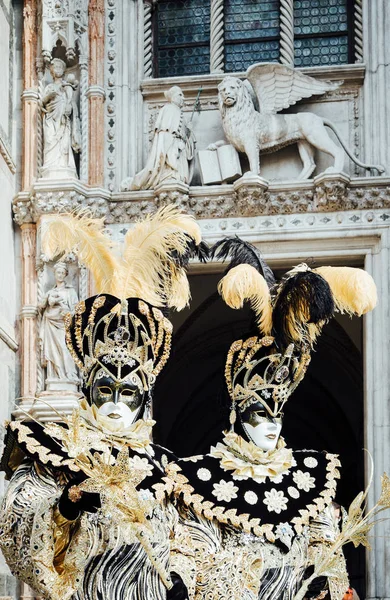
<box><xmin>313</xmin><ymin>172</ymin><xmax>351</xmax><ymax>212</ymax></box>
<box><xmin>233</xmin><ymin>175</ymin><xmax>269</xmax><ymax>217</ymax></box>
<box><xmin>13</xmin><ymin>194</ymin><xmax>34</xmax><ymax>225</ymax></box>
<box><xmin>155</xmin><ymin>181</ymin><xmax>190</xmax><ymax>211</ymax></box>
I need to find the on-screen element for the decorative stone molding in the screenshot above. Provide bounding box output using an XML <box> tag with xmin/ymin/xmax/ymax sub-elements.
<box><xmin>107</xmin><ymin>198</ymin><xmax>156</xmax><ymax>223</ymax></box>
<box><xmin>104</xmin><ymin>0</ymin><xmax>117</xmax><ymax>189</ymax></box>
<box><xmin>141</xmin><ymin>64</ymin><xmax>366</xmax><ymax>103</ymax></box>
<box><xmin>105</xmin><ymin>176</ymin><xmax>390</xmax><ymax>223</ymax></box>
<box><xmin>13</xmin><ymin>181</ymin><xmax>109</xmax><ymax>224</ymax></box>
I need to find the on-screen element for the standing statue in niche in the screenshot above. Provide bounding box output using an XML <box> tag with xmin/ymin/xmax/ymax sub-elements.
<box><xmin>39</xmin><ymin>261</ymin><xmax>79</xmax><ymax>388</ymax></box>
<box><xmin>41</xmin><ymin>58</ymin><xmax>81</xmax><ymax>179</ymax></box>
<box><xmin>213</xmin><ymin>63</ymin><xmax>384</xmax><ymax>180</ymax></box>
<box><xmin>121</xmin><ymin>86</ymin><xmax>196</xmax><ymax>191</ymax></box>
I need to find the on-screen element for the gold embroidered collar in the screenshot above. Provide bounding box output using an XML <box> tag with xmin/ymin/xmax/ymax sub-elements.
<box><xmin>210</xmin><ymin>432</ymin><xmax>293</xmax><ymax>483</ymax></box>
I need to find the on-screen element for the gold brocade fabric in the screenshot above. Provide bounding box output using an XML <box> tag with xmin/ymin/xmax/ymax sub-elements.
<box><xmin>0</xmin><ymin>458</ymin><xmax>196</xmax><ymax>600</ymax></box>
<box><xmin>177</xmin><ymin>503</ymin><xmax>349</xmax><ymax>600</ymax></box>
<box><xmin>209</xmin><ymin>432</ymin><xmax>293</xmax><ymax>483</ymax></box>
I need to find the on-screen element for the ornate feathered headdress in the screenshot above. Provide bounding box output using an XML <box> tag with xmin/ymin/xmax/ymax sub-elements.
<box><xmin>41</xmin><ymin>206</ymin><xmax>206</xmax><ymax>396</ymax></box>
<box><xmin>212</xmin><ymin>237</ymin><xmax>377</xmax><ymax>425</ymax></box>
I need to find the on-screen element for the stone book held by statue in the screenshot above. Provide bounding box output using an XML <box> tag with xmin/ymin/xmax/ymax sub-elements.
<box><xmin>198</xmin><ymin>144</ymin><xmax>242</xmax><ymax>185</ymax></box>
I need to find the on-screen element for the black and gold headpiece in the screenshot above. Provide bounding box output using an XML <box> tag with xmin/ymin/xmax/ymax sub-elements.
<box><xmin>213</xmin><ymin>237</ymin><xmax>377</xmax><ymax>424</ymax></box>
<box><xmin>65</xmin><ymin>295</ymin><xmax>173</xmax><ymax>393</ymax></box>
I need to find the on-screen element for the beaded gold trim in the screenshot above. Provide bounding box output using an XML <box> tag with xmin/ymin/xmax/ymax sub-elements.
<box><xmin>154</xmin><ymin>453</ymin><xmax>340</xmax><ymax>541</ymax></box>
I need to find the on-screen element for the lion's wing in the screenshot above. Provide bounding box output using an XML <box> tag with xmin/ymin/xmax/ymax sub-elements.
<box><xmin>246</xmin><ymin>63</ymin><xmax>341</xmax><ymax>114</ymax></box>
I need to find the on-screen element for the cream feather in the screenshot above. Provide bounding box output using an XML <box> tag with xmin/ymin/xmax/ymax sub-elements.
<box><xmin>41</xmin><ymin>213</ymin><xmax>120</xmax><ymax>293</ymax></box>
<box><xmin>314</xmin><ymin>266</ymin><xmax>377</xmax><ymax>316</ymax></box>
<box><xmin>167</xmin><ymin>269</ymin><xmax>191</xmax><ymax>311</ymax></box>
<box><xmin>218</xmin><ymin>264</ymin><xmax>273</xmax><ymax>335</ymax></box>
<box><xmin>115</xmin><ymin>205</ymin><xmax>201</xmax><ymax>308</ymax></box>
<box><xmin>41</xmin><ymin>207</ymin><xmax>201</xmax><ymax>310</ymax></box>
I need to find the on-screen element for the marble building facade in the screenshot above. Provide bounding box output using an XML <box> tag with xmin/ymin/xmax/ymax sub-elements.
<box><xmin>0</xmin><ymin>0</ymin><xmax>390</xmax><ymax>598</ymax></box>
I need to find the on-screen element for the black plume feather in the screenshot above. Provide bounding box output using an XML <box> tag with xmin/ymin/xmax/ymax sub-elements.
<box><xmin>273</xmin><ymin>269</ymin><xmax>335</xmax><ymax>349</ymax></box>
<box><xmin>211</xmin><ymin>236</ymin><xmax>276</xmax><ymax>287</ymax></box>
<box><xmin>170</xmin><ymin>238</ymin><xmax>210</xmax><ymax>268</ymax></box>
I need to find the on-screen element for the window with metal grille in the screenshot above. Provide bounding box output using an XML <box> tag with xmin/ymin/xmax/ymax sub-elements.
<box><xmin>224</xmin><ymin>0</ymin><xmax>280</xmax><ymax>72</ymax></box>
<box><xmin>155</xmin><ymin>0</ymin><xmax>211</xmax><ymax>77</ymax></box>
<box><xmin>152</xmin><ymin>0</ymin><xmax>357</xmax><ymax>78</ymax></box>
<box><xmin>294</xmin><ymin>0</ymin><xmax>353</xmax><ymax>67</ymax></box>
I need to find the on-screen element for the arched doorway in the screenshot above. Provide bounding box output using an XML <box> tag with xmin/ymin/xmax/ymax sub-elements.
<box><xmin>153</xmin><ymin>271</ymin><xmax>365</xmax><ymax>595</ymax></box>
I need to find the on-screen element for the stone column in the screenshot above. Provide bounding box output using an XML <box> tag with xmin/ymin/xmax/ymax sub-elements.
<box><xmin>365</xmin><ymin>233</ymin><xmax>390</xmax><ymax>600</ymax></box>
<box><xmin>362</xmin><ymin>0</ymin><xmax>390</xmax><ymax>171</ymax></box>
<box><xmin>279</xmin><ymin>0</ymin><xmax>294</xmax><ymax>66</ymax></box>
<box><xmin>116</xmin><ymin>0</ymin><xmax>144</xmax><ymax>184</ymax></box>
<box><xmin>79</xmin><ymin>49</ymin><xmax>89</xmax><ymax>183</ymax></box>
<box><xmin>20</xmin><ymin>223</ymin><xmax>38</xmax><ymax>400</ymax></box>
<box><xmin>210</xmin><ymin>0</ymin><xmax>224</xmax><ymax>73</ymax></box>
<box><xmin>22</xmin><ymin>0</ymin><xmax>39</xmax><ymax>190</ymax></box>
<box><xmin>88</xmin><ymin>0</ymin><xmax>105</xmax><ymax>187</ymax></box>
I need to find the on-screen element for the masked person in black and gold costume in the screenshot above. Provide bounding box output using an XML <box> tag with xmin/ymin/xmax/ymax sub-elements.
<box><xmin>157</xmin><ymin>239</ymin><xmax>377</xmax><ymax>600</ymax></box>
<box><xmin>0</xmin><ymin>207</ymin><xmax>207</xmax><ymax>600</ymax></box>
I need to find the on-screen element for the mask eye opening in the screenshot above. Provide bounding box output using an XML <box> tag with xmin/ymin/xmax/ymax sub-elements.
<box><xmin>98</xmin><ymin>386</ymin><xmax>112</xmax><ymax>396</ymax></box>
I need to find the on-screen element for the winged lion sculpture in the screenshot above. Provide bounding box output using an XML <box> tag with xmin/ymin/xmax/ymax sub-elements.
<box><xmin>211</xmin><ymin>63</ymin><xmax>384</xmax><ymax>180</ymax></box>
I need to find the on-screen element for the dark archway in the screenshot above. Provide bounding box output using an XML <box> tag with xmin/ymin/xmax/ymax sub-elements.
<box><xmin>153</xmin><ymin>273</ymin><xmax>365</xmax><ymax>595</ymax></box>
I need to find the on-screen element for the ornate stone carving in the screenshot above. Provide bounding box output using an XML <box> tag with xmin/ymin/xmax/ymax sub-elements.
<box><xmin>41</xmin><ymin>0</ymin><xmax>88</xmax><ymax>64</ymax></box>
<box><xmin>38</xmin><ymin>261</ymin><xmax>79</xmax><ymax>391</ymax></box>
<box><xmin>40</xmin><ymin>59</ymin><xmax>81</xmax><ymax>180</ymax></box>
<box><xmin>106</xmin><ymin>199</ymin><xmax>157</xmax><ymax>224</ymax></box>
<box><xmin>187</xmin><ymin>194</ymin><xmax>236</xmax><ymax>219</ymax></box>
<box><xmin>13</xmin><ymin>182</ymin><xmax>108</xmax><ymax>225</ymax></box>
<box><xmin>121</xmin><ymin>87</ymin><xmax>196</xmax><ymax>191</ymax></box>
<box><xmin>216</xmin><ymin>64</ymin><xmax>384</xmax><ymax>180</ymax></box>
<box><xmin>105</xmin><ymin>178</ymin><xmax>390</xmax><ymax>223</ymax></box>
<box><xmin>233</xmin><ymin>175</ymin><xmax>268</xmax><ymax>217</ymax></box>
<box><xmin>33</xmin><ymin>190</ymin><xmax>107</xmax><ymax>218</ymax></box>
<box><xmin>313</xmin><ymin>173</ymin><xmax>351</xmax><ymax>212</ymax></box>
<box><xmin>266</xmin><ymin>190</ymin><xmax>314</xmax><ymax>214</ymax></box>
